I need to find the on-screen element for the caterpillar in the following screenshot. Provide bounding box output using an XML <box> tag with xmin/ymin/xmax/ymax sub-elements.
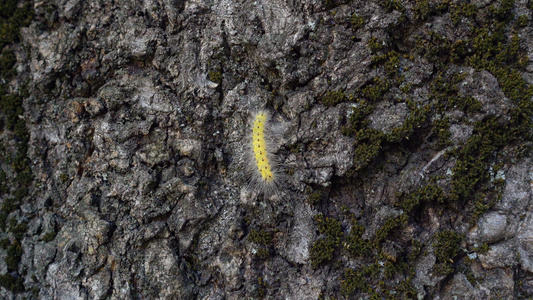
<box><xmin>247</xmin><ymin>110</ymin><xmax>282</xmax><ymax>196</ymax></box>
<box><xmin>252</xmin><ymin>112</ymin><xmax>274</xmax><ymax>182</ymax></box>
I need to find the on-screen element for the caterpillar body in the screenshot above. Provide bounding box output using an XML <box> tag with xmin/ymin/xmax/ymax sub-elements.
<box><xmin>247</xmin><ymin>110</ymin><xmax>282</xmax><ymax>196</ymax></box>
<box><xmin>253</xmin><ymin>112</ymin><xmax>274</xmax><ymax>182</ymax></box>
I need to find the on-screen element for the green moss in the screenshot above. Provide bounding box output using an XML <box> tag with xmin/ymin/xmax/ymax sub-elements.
<box><xmin>208</xmin><ymin>71</ymin><xmax>222</xmax><ymax>85</ymax></box>
<box><xmin>371</xmin><ymin>51</ymin><xmax>400</xmax><ymax>76</ymax></box>
<box><xmin>430</xmin><ymin>73</ymin><xmax>481</xmax><ymax>113</ymax></box>
<box><xmin>342</xmin><ymin>79</ymin><xmax>426</xmax><ymax>173</ymax></box>
<box><xmin>352</xmin><ymin>139</ymin><xmax>382</xmax><ymax>171</ymax></box>
<box><xmin>337</xmin><ymin>213</ymin><xmax>420</xmax><ymax>299</ymax></box>
<box><xmin>249</xmin><ymin>229</ymin><xmax>273</xmax><ymax>245</ymax></box>
<box><xmin>317</xmin><ymin>293</ymin><xmax>338</xmax><ymax>300</ymax></box>
<box><xmin>379</xmin><ymin>0</ymin><xmax>406</xmax><ymax>13</ymax></box>
<box><xmin>380</xmin><ymin>252</ymin><xmax>411</xmax><ymax>279</ymax></box>
<box><xmin>368</xmin><ymin>37</ymin><xmax>383</xmax><ymax>52</ymax></box>
<box><xmin>400</xmin><ymin>83</ymin><xmax>412</xmax><ymax>94</ymax></box>
<box><xmin>386</xmin><ymin>100</ymin><xmax>430</xmax><ymax>143</ymax></box>
<box><xmin>414</xmin><ymin>31</ymin><xmax>451</xmax><ymax>64</ymax></box>
<box><xmin>42</xmin><ymin>231</ymin><xmax>57</xmax><ymax>242</ymax></box>
<box><xmin>418</xmin><ymin>9</ymin><xmax>532</xmax><ymax>220</ymax></box>
<box><xmin>309</xmin><ymin>238</ymin><xmax>337</xmax><ymax>268</ymax></box>
<box><xmin>0</xmin><ymin>93</ymin><xmax>23</xmax><ymax>131</ymax></box>
<box><xmin>470</xmin><ymin>189</ymin><xmax>500</xmax><ymax>226</ymax></box>
<box><xmin>473</xmin><ymin>243</ymin><xmax>490</xmax><ymax>254</ymax></box>
<box><xmin>320</xmin><ymin>90</ymin><xmax>350</xmax><ymax>106</ymax></box>
<box><xmin>340</xmin><ymin>81</ymin><xmax>395</xmax><ymax>172</ymax></box>
<box><xmin>350</xmin><ymin>14</ymin><xmax>365</xmax><ymax>29</ymax></box>
<box><xmin>0</xmin><ymin>238</ymin><xmax>9</xmax><ymax>249</ymax></box>
<box><xmin>396</xmin><ymin>277</ymin><xmax>417</xmax><ymax>298</ymax></box>
<box><xmin>249</xmin><ymin>229</ymin><xmax>273</xmax><ymax>260</ymax></box>
<box><xmin>460</xmin><ymin>262</ymin><xmax>478</xmax><ymax>286</ymax></box>
<box><xmin>0</xmin><ymin>5</ymin><xmax>33</xmax><ymax>294</ymax></box>
<box><xmin>342</xmin><ymin>259</ymin><xmax>417</xmax><ymax>298</ymax></box>
<box><xmin>256</xmin><ymin>276</ymin><xmax>267</xmax><ymax>298</ymax></box>
<box><xmin>399</xmin><ymin>184</ymin><xmax>445</xmax><ymax>212</ymax></box>
<box><xmin>0</xmin><ymin>212</ymin><xmax>6</xmax><ymax>230</ymax></box>
<box><xmin>384</xmin><ymin>51</ymin><xmax>400</xmax><ymax>76</ymax></box>
<box><xmin>0</xmin><ymin>1</ymin><xmax>33</xmax><ymax>48</ymax></box>
<box><xmin>431</xmin><ymin>117</ymin><xmax>451</xmax><ymax>148</ymax></box>
<box><xmin>492</xmin><ymin>67</ymin><xmax>533</xmax><ymax>106</ymax></box>
<box><xmin>315</xmin><ymin>0</ymin><xmax>530</xmax><ymax>295</ymax></box>
<box><xmin>288</xmin><ymin>143</ymin><xmax>303</xmax><ymax>154</ymax></box>
<box><xmin>306</xmin><ymin>188</ymin><xmax>323</xmax><ymax>205</ymax></box>
<box><xmin>315</xmin><ymin>214</ymin><xmax>343</xmax><ymax>241</ymax></box>
<box><xmin>255</xmin><ymin>247</ymin><xmax>270</xmax><ymax>260</ymax></box>
<box><xmin>413</xmin><ymin>0</ymin><xmax>431</xmax><ymax>20</ymax></box>
<box><xmin>450</xmin><ymin>39</ymin><xmax>468</xmax><ymax>62</ymax></box>
<box><xmin>465</xmin><ymin>27</ymin><xmax>521</xmax><ymax>70</ymax></box>
<box><xmin>60</xmin><ymin>173</ymin><xmax>69</xmax><ymax>182</ymax></box>
<box><xmin>344</xmin><ymin>218</ymin><xmax>370</xmax><ymax>257</ymax></box>
<box><xmin>0</xmin><ymin>0</ymin><xmax>19</xmax><ymax>18</ymax></box>
<box><xmin>14</xmin><ymin>187</ymin><xmax>28</xmax><ymax>201</ymax></box>
<box><xmin>489</xmin><ymin>0</ymin><xmax>515</xmax><ymax>21</ymax></box>
<box><xmin>310</xmin><ymin>215</ymin><xmax>343</xmax><ymax>268</ymax></box>
<box><xmin>9</xmin><ymin>218</ymin><xmax>27</xmax><ymax>240</ymax></box>
<box><xmin>360</xmin><ymin>77</ymin><xmax>390</xmax><ymax>102</ymax></box>
<box><xmin>14</xmin><ymin>169</ymin><xmax>32</xmax><ymax>187</ymax></box>
<box><xmin>5</xmin><ymin>240</ymin><xmax>22</xmax><ymax>271</ymax></box>
<box><xmin>30</xmin><ymin>286</ymin><xmax>40</xmax><ymax>297</ymax></box>
<box><xmin>0</xmin><ymin>273</ymin><xmax>24</xmax><ymax>292</ymax></box>
<box><xmin>341</xmin><ymin>267</ymin><xmax>372</xmax><ymax>295</ymax></box>
<box><xmin>449</xmin><ymin>117</ymin><xmax>510</xmax><ymax>202</ymax></box>
<box><xmin>450</xmin><ymin>2</ymin><xmax>477</xmax><ymax>24</ymax></box>
<box><xmin>341</xmin><ymin>99</ymin><xmax>374</xmax><ymax>136</ymax></box>
<box><xmin>373</xmin><ymin>214</ymin><xmax>408</xmax><ymax>246</ymax></box>
<box><xmin>0</xmin><ymin>48</ymin><xmax>16</xmax><ymax>78</ymax></box>
<box><xmin>408</xmin><ymin>239</ymin><xmax>424</xmax><ymax>262</ymax></box>
<box><xmin>1</xmin><ymin>197</ymin><xmax>18</xmax><ymax>214</ymax></box>
<box><xmin>432</xmin><ymin>230</ymin><xmax>462</xmax><ymax>276</ymax></box>
<box><xmin>515</xmin><ymin>15</ymin><xmax>529</xmax><ymax>27</ymax></box>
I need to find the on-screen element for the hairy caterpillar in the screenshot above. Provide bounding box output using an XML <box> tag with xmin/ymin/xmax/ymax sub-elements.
<box><xmin>246</xmin><ymin>110</ymin><xmax>283</xmax><ymax>196</ymax></box>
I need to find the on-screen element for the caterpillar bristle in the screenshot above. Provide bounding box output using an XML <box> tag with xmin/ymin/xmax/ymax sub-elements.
<box><xmin>245</xmin><ymin>110</ymin><xmax>285</xmax><ymax>197</ymax></box>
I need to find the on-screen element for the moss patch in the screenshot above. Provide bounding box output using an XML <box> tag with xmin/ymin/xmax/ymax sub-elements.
<box><xmin>399</xmin><ymin>184</ymin><xmax>445</xmax><ymax>212</ymax></box>
<box><xmin>311</xmin><ymin>0</ymin><xmax>533</xmax><ymax>297</ymax></box>
<box><xmin>373</xmin><ymin>214</ymin><xmax>408</xmax><ymax>246</ymax></box>
<box><xmin>309</xmin><ymin>214</ymin><xmax>343</xmax><ymax>268</ymax></box>
<box><xmin>0</xmin><ymin>48</ymin><xmax>16</xmax><ymax>78</ymax></box>
<box><xmin>0</xmin><ymin>273</ymin><xmax>24</xmax><ymax>293</ymax></box>
<box><xmin>0</xmin><ymin>1</ymin><xmax>33</xmax><ymax>48</ymax></box>
<box><xmin>433</xmin><ymin>230</ymin><xmax>463</xmax><ymax>276</ymax></box>
<box><xmin>249</xmin><ymin>228</ymin><xmax>273</xmax><ymax>260</ymax></box>
<box><xmin>319</xmin><ymin>90</ymin><xmax>351</xmax><ymax>107</ymax></box>
<box><xmin>208</xmin><ymin>71</ymin><xmax>222</xmax><ymax>85</ymax></box>
<box><xmin>0</xmin><ymin>0</ymin><xmax>34</xmax><ymax>294</ymax></box>
<box><xmin>368</xmin><ymin>36</ymin><xmax>383</xmax><ymax>52</ymax></box>
<box><xmin>306</xmin><ymin>187</ymin><xmax>323</xmax><ymax>205</ymax></box>
<box><xmin>341</xmin><ymin>237</ymin><xmax>421</xmax><ymax>299</ymax></box>
<box><xmin>344</xmin><ymin>217</ymin><xmax>370</xmax><ymax>257</ymax></box>
<box><xmin>350</xmin><ymin>14</ymin><xmax>365</xmax><ymax>29</ymax></box>
<box><xmin>42</xmin><ymin>231</ymin><xmax>57</xmax><ymax>242</ymax></box>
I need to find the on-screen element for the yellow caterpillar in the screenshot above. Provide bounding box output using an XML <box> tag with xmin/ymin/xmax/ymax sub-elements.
<box><xmin>246</xmin><ymin>110</ymin><xmax>283</xmax><ymax>196</ymax></box>
<box><xmin>252</xmin><ymin>112</ymin><xmax>274</xmax><ymax>182</ymax></box>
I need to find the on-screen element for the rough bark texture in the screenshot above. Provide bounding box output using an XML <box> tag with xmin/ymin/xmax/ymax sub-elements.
<box><xmin>0</xmin><ymin>0</ymin><xmax>532</xmax><ymax>299</ymax></box>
